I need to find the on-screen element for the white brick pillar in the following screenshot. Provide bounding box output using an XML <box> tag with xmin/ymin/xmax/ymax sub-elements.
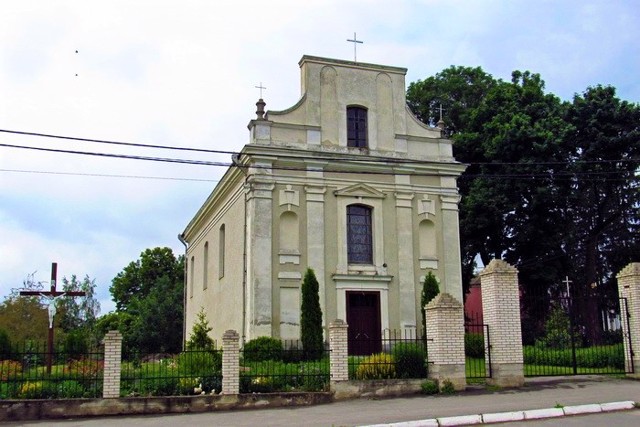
<box><xmin>425</xmin><ymin>293</ymin><xmax>466</xmax><ymax>391</ymax></box>
<box><xmin>329</xmin><ymin>319</ymin><xmax>349</xmax><ymax>383</ymax></box>
<box><xmin>222</xmin><ymin>329</ymin><xmax>240</xmax><ymax>394</ymax></box>
<box><xmin>617</xmin><ymin>262</ymin><xmax>640</xmax><ymax>378</ymax></box>
<box><xmin>480</xmin><ymin>259</ymin><xmax>524</xmax><ymax>387</ymax></box>
<box><xmin>102</xmin><ymin>330</ymin><xmax>122</xmax><ymax>398</ymax></box>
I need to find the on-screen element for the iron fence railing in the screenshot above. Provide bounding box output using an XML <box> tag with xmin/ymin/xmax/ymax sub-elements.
<box><xmin>348</xmin><ymin>329</ymin><xmax>428</xmax><ymax>380</ymax></box>
<box><xmin>0</xmin><ymin>341</ymin><xmax>103</xmax><ymax>399</ymax></box>
<box><xmin>239</xmin><ymin>340</ymin><xmax>330</xmax><ymax>393</ymax></box>
<box><xmin>119</xmin><ymin>349</ymin><xmax>223</xmax><ymax>397</ymax></box>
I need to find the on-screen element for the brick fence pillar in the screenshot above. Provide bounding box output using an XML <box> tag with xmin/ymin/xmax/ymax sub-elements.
<box><xmin>329</xmin><ymin>319</ymin><xmax>349</xmax><ymax>383</ymax></box>
<box><xmin>617</xmin><ymin>262</ymin><xmax>640</xmax><ymax>378</ymax></box>
<box><xmin>102</xmin><ymin>330</ymin><xmax>122</xmax><ymax>398</ymax></box>
<box><xmin>222</xmin><ymin>329</ymin><xmax>240</xmax><ymax>394</ymax></box>
<box><xmin>425</xmin><ymin>293</ymin><xmax>466</xmax><ymax>391</ymax></box>
<box><xmin>480</xmin><ymin>259</ymin><xmax>524</xmax><ymax>387</ymax></box>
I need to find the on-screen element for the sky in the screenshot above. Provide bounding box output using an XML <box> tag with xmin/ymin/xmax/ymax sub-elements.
<box><xmin>1</xmin><ymin>0</ymin><xmax>639</xmax><ymax>315</ymax></box>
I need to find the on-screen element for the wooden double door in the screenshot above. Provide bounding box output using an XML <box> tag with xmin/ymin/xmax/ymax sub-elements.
<box><xmin>346</xmin><ymin>291</ymin><xmax>381</xmax><ymax>356</ymax></box>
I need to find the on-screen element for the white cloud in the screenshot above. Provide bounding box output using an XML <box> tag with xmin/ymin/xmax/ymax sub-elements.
<box><xmin>1</xmin><ymin>0</ymin><xmax>638</xmax><ymax>317</ymax></box>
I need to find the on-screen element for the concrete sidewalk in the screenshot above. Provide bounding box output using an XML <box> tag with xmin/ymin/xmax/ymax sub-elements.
<box><xmin>9</xmin><ymin>376</ymin><xmax>639</xmax><ymax>426</ymax></box>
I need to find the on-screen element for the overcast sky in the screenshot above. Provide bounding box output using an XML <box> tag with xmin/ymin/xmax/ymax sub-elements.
<box><xmin>1</xmin><ymin>0</ymin><xmax>638</xmax><ymax>315</ymax></box>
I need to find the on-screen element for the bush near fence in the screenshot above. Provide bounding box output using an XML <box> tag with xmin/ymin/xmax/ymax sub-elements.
<box><xmin>239</xmin><ymin>338</ymin><xmax>329</xmax><ymax>393</ymax></box>
<box><xmin>348</xmin><ymin>332</ymin><xmax>428</xmax><ymax>380</ymax></box>
<box><xmin>0</xmin><ymin>341</ymin><xmax>103</xmax><ymax>399</ymax></box>
<box><xmin>523</xmin><ymin>344</ymin><xmax>625</xmax><ymax>369</ymax></box>
<box><xmin>120</xmin><ymin>349</ymin><xmax>222</xmax><ymax>397</ymax></box>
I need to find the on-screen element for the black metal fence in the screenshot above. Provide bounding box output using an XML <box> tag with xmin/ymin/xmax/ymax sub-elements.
<box><xmin>239</xmin><ymin>339</ymin><xmax>330</xmax><ymax>392</ymax></box>
<box><xmin>0</xmin><ymin>341</ymin><xmax>103</xmax><ymax>399</ymax></box>
<box><xmin>348</xmin><ymin>329</ymin><xmax>428</xmax><ymax>380</ymax></box>
<box><xmin>465</xmin><ymin>313</ymin><xmax>491</xmax><ymax>379</ymax></box>
<box><xmin>521</xmin><ymin>295</ymin><xmax>631</xmax><ymax>376</ymax></box>
<box><xmin>120</xmin><ymin>348</ymin><xmax>223</xmax><ymax>397</ymax></box>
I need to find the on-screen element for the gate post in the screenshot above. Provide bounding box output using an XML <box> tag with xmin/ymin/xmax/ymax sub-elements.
<box><xmin>480</xmin><ymin>259</ymin><xmax>524</xmax><ymax>387</ymax></box>
<box><xmin>102</xmin><ymin>330</ymin><xmax>123</xmax><ymax>398</ymax></box>
<box><xmin>617</xmin><ymin>263</ymin><xmax>640</xmax><ymax>377</ymax></box>
<box><xmin>425</xmin><ymin>293</ymin><xmax>466</xmax><ymax>391</ymax></box>
<box><xmin>222</xmin><ymin>329</ymin><xmax>240</xmax><ymax>394</ymax></box>
<box><xmin>329</xmin><ymin>319</ymin><xmax>349</xmax><ymax>382</ymax></box>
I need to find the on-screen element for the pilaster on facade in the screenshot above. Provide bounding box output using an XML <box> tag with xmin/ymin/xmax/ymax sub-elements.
<box><xmin>246</xmin><ymin>180</ymin><xmax>274</xmax><ymax>339</ymax></box>
<box><xmin>617</xmin><ymin>262</ymin><xmax>640</xmax><ymax>378</ymax></box>
<box><xmin>439</xmin><ymin>194</ymin><xmax>463</xmax><ymax>302</ymax></box>
<box><xmin>306</xmin><ymin>185</ymin><xmax>327</xmax><ymax>326</ymax></box>
<box><xmin>480</xmin><ymin>259</ymin><xmax>524</xmax><ymax>387</ymax></box>
<box><xmin>395</xmin><ymin>192</ymin><xmax>417</xmax><ymax>329</ymax></box>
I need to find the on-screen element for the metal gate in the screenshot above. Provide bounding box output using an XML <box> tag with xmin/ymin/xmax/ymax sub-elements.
<box><xmin>465</xmin><ymin>315</ymin><xmax>492</xmax><ymax>379</ymax></box>
<box><xmin>521</xmin><ymin>295</ymin><xmax>633</xmax><ymax>376</ymax></box>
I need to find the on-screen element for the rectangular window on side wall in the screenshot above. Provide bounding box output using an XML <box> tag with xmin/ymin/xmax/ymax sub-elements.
<box><xmin>347</xmin><ymin>204</ymin><xmax>373</xmax><ymax>264</ymax></box>
<box><xmin>203</xmin><ymin>242</ymin><xmax>209</xmax><ymax>290</ymax></box>
<box><xmin>219</xmin><ymin>224</ymin><xmax>225</xmax><ymax>279</ymax></box>
<box><xmin>189</xmin><ymin>256</ymin><xmax>195</xmax><ymax>298</ymax></box>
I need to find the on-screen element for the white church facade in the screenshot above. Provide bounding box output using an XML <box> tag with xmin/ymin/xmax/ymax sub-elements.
<box><xmin>181</xmin><ymin>55</ymin><xmax>466</xmax><ymax>350</ymax></box>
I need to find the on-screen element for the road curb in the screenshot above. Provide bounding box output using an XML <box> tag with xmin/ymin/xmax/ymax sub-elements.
<box><xmin>360</xmin><ymin>400</ymin><xmax>637</xmax><ymax>426</ymax></box>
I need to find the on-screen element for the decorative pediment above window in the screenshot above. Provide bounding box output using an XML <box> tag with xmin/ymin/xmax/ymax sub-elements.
<box><xmin>334</xmin><ymin>183</ymin><xmax>386</xmax><ymax>199</ymax></box>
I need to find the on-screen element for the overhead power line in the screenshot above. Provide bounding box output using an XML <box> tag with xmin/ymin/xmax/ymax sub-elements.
<box><xmin>1</xmin><ymin>128</ymin><xmax>638</xmax><ymax>167</ymax></box>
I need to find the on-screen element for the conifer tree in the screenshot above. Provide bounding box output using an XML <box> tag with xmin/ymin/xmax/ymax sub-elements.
<box><xmin>421</xmin><ymin>271</ymin><xmax>440</xmax><ymax>341</ymax></box>
<box><xmin>300</xmin><ymin>268</ymin><xmax>323</xmax><ymax>360</ymax></box>
<box><xmin>186</xmin><ymin>307</ymin><xmax>215</xmax><ymax>350</ymax></box>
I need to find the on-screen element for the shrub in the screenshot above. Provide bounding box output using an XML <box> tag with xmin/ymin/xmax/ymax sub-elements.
<box><xmin>18</xmin><ymin>381</ymin><xmax>56</xmax><ymax>399</ymax></box>
<box><xmin>0</xmin><ymin>360</ymin><xmax>22</xmax><ymax>381</ymax></box>
<box><xmin>465</xmin><ymin>333</ymin><xmax>485</xmax><ymax>358</ymax></box>
<box><xmin>440</xmin><ymin>379</ymin><xmax>455</xmax><ymax>394</ymax></box>
<box><xmin>56</xmin><ymin>380</ymin><xmax>87</xmax><ymax>398</ymax></box>
<box><xmin>243</xmin><ymin>337</ymin><xmax>283</xmax><ymax>362</ymax></box>
<box><xmin>67</xmin><ymin>357</ymin><xmax>104</xmax><ymax>379</ymax></box>
<box><xmin>536</xmin><ymin>304</ymin><xmax>581</xmax><ymax>349</ymax></box>
<box><xmin>420</xmin><ymin>379</ymin><xmax>439</xmax><ymax>395</ymax></box>
<box><xmin>62</xmin><ymin>330</ymin><xmax>90</xmax><ymax>361</ymax></box>
<box><xmin>355</xmin><ymin>353</ymin><xmax>396</xmax><ymax>380</ymax></box>
<box><xmin>392</xmin><ymin>342</ymin><xmax>427</xmax><ymax>378</ymax></box>
<box><xmin>186</xmin><ymin>308</ymin><xmax>216</xmax><ymax>351</ymax></box>
<box><xmin>421</xmin><ymin>272</ymin><xmax>440</xmax><ymax>340</ymax></box>
<box><xmin>0</xmin><ymin>329</ymin><xmax>11</xmax><ymax>358</ymax></box>
<box><xmin>178</xmin><ymin>350</ymin><xmax>222</xmax><ymax>377</ymax></box>
<box><xmin>301</xmin><ymin>268</ymin><xmax>324</xmax><ymax>361</ymax></box>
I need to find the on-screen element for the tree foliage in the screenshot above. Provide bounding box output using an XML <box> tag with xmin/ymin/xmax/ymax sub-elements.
<box><xmin>186</xmin><ymin>308</ymin><xmax>215</xmax><ymax>350</ymax></box>
<box><xmin>108</xmin><ymin>247</ymin><xmax>184</xmax><ymax>354</ymax></box>
<box><xmin>300</xmin><ymin>268</ymin><xmax>323</xmax><ymax>360</ymax></box>
<box><xmin>407</xmin><ymin>67</ymin><xmax>640</xmax><ymax>340</ymax></box>
<box><xmin>420</xmin><ymin>271</ymin><xmax>440</xmax><ymax>340</ymax></box>
<box><xmin>0</xmin><ymin>273</ymin><xmax>49</xmax><ymax>342</ymax></box>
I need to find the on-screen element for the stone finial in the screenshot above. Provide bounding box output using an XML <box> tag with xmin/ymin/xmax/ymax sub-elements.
<box><xmin>256</xmin><ymin>98</ymin><xmax>266</xmax><ymax>120</ymax></box>
<box><xmin>437</xmin><ymin>117</ymin><xmax>445</xmax><ymax>130</ymax></box>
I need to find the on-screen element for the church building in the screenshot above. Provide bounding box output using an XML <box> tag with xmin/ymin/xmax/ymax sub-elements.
<box><xmin>180</xmin><ymin>55</ymin><xmax>466</xmax><ymax>350</ymax></box>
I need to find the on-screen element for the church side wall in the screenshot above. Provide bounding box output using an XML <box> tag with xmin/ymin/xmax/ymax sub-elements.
<box><xmin>184</xmin><ymin>181</ymin><xmax>246</xmax><ymax>345</ymax></box>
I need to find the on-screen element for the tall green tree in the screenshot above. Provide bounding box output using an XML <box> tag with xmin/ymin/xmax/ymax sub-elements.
<box><xmin>186</xmin><ymin>308</ymin><xmax>215</xmax><ymax>350</ymax></box>
<box><xmin>420</xmin><ymin>271</ymin><xmax>440</xmax><ymax>340</ymax></box>
<box><xmin>0</xmin><ymin>272</ymin><xmax>48</xmax><ymax>342</ymax></box>
<box><xmin>109</xmin><ymin>247</ymin><xmax>184</xmax><ymax>354</ymax></box>
<box><xmin>300</xmin><ymin>268</ymin><xmax>323</xmax><ymax>360</ymax></box>
<box><xmin>110</xmin><ymin>247</ymin><xmax>184</xmax><ymax>312</ymax></box>
<box><xmin>57</xmin><ymin>275</ymin><xmax>100</xmax><ymax>334</ymax></box>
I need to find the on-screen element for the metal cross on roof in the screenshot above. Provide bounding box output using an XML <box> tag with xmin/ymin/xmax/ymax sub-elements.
<box><xmin>255</xmin><ymin>82</ymin><xmax>267</xmax><ymax>99</ymax></box>
<box><xmin>346</xmin><ymin>32</ymin><xmax>364</xmax><ymax>62</ymax></box>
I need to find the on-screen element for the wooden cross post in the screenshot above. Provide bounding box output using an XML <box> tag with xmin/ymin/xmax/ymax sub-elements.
<box><xmin>20</xmin><ymin>263</ymin><xmax>86</xmax><ymax>374</ymax></box>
